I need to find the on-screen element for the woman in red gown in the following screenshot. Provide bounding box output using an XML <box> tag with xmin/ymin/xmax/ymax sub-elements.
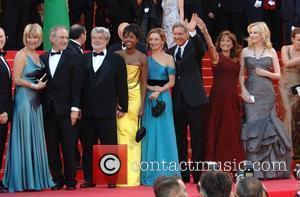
<box><xmin>195</xmin><ymin>16</ymin><xmax>245</xmax><ymax>166</ymax></box>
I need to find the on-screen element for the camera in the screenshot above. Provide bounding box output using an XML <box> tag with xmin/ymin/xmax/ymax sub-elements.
<box><xmin>235</xmin><ymin>160</ymin><xmax>254</xmax><ymax>183</ymax></box>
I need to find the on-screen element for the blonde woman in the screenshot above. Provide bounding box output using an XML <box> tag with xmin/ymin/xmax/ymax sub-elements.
<box><xmin>3</xmin><ymin>24</ymin><xmax>54</xmax><ymax>192</ymax></box>
<box><xmin>239</xmin><ymin>22</ymin><xmax>292</xmax><ymax>179</ymax></box>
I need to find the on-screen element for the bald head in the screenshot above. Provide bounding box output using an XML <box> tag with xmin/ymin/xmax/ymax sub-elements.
<box><xmin>118</xmin><ymin>22</ymin><xmax>129</xmax><ymax>41</ymax></box>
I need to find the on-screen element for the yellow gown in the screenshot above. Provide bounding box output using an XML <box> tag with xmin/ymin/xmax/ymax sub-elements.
<box><xmin>117</xmin><ymin>65</ymin><xmax>141</xmax><ymax>186</ymax></box>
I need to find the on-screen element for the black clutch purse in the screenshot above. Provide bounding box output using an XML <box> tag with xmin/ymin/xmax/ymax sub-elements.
<box><xmin>291</xmin><ymin>84</ymin><xmax>300</xmax><ymax>95</ymax></box>
<box><xmin>135</xmin><ymin>116</ymin><xmax>146</xmax><ymax>143</ymax></box>
<box><xmin>151</xmin><ymin>99</ymin><xmax>165</xmax><ymax>118</ymax></box>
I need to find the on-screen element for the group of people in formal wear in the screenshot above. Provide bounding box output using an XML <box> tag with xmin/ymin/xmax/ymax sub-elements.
<box><xmin>0</xmin><ymin>6</ymin><xmax>299</xmax><ymax>194</ymax></box>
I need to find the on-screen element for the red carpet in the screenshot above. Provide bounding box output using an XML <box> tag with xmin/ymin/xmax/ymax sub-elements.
<box><xmin>1</xmin><ymin>178</ymin><xmax>298</xmax><ymax>197</ymax></box>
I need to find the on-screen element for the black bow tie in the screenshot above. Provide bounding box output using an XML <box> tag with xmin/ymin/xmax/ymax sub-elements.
<box><xmin>122</xmin><ymin>43</ymin><xmax>126</xmax><ymax>48</ymax></box>
<box><xmin>0</xmin><ymin>51</ymin><xmax>7</xmax><ymax>56</ymax></box>
<box><xmin>93</xmin><ymin>51</ymin><xmax>105</xmax><ymax>56</ymax></box>
<box><xmin>50</xmin><ymin>51</ymin><xmax>61</xmax><ymax>56</ymax></box>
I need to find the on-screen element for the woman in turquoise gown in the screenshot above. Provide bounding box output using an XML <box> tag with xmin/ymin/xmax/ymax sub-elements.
<box><xmin>3</xmin><ymin>24</ymin><xmax>54</xmax><ymax>192</ymax></box>
<box><xmin>141</xmin><ymin>28</ymin><xmax>180</xmax><ymax>185</ymax></box>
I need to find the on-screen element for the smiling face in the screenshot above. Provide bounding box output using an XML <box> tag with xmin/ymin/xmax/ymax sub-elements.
<box><xmin>219</xmin><ymin>35</ymin><xmax>233</xmax><ymax>52</ymax></box>
<box><xmin>91</xmin><ymin>32</ymin><xmax>109</xmax><ymax>52</ymax></box>
<box><xmin>173</xmin><ymin>26</ymin><xmax>189</xmax><ymax>46</ymax></box>
<box><xmin>123</xmin><ymin>32</ymin><xmax>138</xmax><ymax>49</ymax></box>
<box><xmin>26</xmin><ymin>33</ymin><xmax>40</xmax><ymax>50</ymax></box>
<box><xmin>51</xmin><ymin>28</ymin><xmax>69</xmax><ymax>51</ymax></box>
<box><xmin>248</xmin><ymin>26</ymin><xmax>263</xmax><ymax>45</ymax></box>
<box><xmin>0</xmin><ymin>29</ymin><xmax>6</xmax><ymax>50</ymax></box>
<box><xmin>148</xmin><ymin>32</ymin><xmax>164</xmax><ymax>51</ymax></box>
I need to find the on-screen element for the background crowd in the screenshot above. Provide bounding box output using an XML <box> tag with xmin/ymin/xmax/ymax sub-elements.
<box><xmin>0</xmin><ymin>0</ymin><xmax>299</xmax><ymax>195</ymax></box>
<box><xmin>0</xmin><ymin>0</ymin><xmax>300</xmax><ymax>50</ymax></box>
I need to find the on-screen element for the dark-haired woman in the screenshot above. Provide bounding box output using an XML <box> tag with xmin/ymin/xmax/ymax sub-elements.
<box><xmin>116</xmin><ymin>24</ymin><xmax>148</xmax><ymax>186</ymax></box>
<box><xmin>195</xmin><ymin>16</ymin><xmax>245</xmax><ymax>164</ymax></box>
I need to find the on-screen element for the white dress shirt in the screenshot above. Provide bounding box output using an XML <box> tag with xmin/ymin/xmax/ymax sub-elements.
<box><xmin>92</xmin><ymin>49</ymin><xmax>107</xmax><ymax>72</ymax></box>
<box><xmin>174</xmin><ymin>31</ymin><xmax>197</xmax><ymax>61</ymax></box>
<box><xmin>49</xmin><ymin>49</ymin><xmax>62</xmax><ymax>77</ymax></box>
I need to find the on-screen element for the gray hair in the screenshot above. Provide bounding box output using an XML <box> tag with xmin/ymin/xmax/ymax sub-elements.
<box><xmin>91</xmin><ymin>27</ymin><xmax>110</xmax><ymax>40</ymax></box>
<box><xmin>172</xmin><ymin>22</ymin><xmax>188</xmax><ymax>33</ymax></box>
<box><xmin>50</xmin><ymin>26</ymin><xmax>68</xmax><ymax>37</ymax></box>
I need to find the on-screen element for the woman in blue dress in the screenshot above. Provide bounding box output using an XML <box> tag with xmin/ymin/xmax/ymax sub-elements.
<box><xmin>141</xmin><ymin>28</ymin><xmax>180</xmax><ymax>185</ymax></box>
<box><xmin>3</xmin><ymin>24</ymin><xmax>54</xmax><ymax>192</ymax></box>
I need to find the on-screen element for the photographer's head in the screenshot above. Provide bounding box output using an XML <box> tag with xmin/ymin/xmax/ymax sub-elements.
<box><xmin>199</xmin><ymin>171</ymin><xmax>233</xmax><ymax>197</ymax></box>
<box><xmin>153</xmin><ymin>176</ymin><xmax>187</xmax><ymax>197</ymax></box>
<box><xmin>236</xmin><ymin>177</ymin><xmax>268</xmax><ymax>197</ymax></box>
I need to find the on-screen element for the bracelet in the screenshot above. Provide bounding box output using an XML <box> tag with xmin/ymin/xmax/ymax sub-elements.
<box><xmin>30</xmin><ymin>83</ymin><xmax>38</xmax><ymax>89</ymax></box>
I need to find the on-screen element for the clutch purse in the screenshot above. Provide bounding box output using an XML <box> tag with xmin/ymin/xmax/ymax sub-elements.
<box><xmin>151</xmin><ymin>99</ymin><xmax>165</xmax><ymax>118</ymax></box>
<box><xmin>135</xmin><ymin>116</ymin><xmax>146</xmax><ymax>143</ymax></box>
<box><xmin>291</xmin><ymin>84</ymin><xmax>300</xmax><ymax>95</ymax></box>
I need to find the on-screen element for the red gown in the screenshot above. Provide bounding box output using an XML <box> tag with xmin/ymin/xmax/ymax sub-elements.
<box><xmin>204</xmin><ymin>53</ymin><xmax>245</xmax><ymax>165</ymax></box>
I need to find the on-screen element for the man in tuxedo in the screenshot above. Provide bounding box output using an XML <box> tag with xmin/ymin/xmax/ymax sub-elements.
<box><xmin>167</xmin><ymin>15</ymin><xmax>208</xmax><ymax>184</ymax></box>
<box><xmin>40</xmin><ymin>26</ymin><xmax>83</xmax><ymax>191</ymax></box>
<box><xmin>66</xmin><ymin>24</ymin><xmax>86</xmax><ymax>169</ymax></box>
<box><xmin>80</xmin><ymin>27</ymin><xmax>128</xmax><ymax>188</ymax></box>
<box><xmin>0</xmin><ymin>28</ymin><xmax>11</xmax><ymax>193</ymax></box>
<box><xmin>67</xmin><ymin>24</ymin><xmax>86</xmax><ymax>55</ymax></box>
<box><xmin>108</xmin><ymin>22</ymin><xmax>147</xmax><ymax>54</ymax></box>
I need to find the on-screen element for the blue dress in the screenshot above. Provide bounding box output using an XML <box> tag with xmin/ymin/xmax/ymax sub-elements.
<box><xmin>141</xmin><ymin>57</ymin><xmax>180</xmax><ymax>185</ymax></box>
<box><xmin>3</xmin><ymin>56</ymin><xmax>54</xmax><ymax>192</ymax></box>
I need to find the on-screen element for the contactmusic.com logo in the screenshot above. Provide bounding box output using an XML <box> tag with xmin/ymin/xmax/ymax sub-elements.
<box><xmin>93</xmin><ymin>145</ymin><xmax>127</xmax><ymax>184</ymax></box>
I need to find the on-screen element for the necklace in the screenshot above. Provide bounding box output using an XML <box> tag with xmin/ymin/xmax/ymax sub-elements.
<box><xmin>253</xmin><ymin>47</ymin><xmax>265</xmax><ymax>68</ymax></box>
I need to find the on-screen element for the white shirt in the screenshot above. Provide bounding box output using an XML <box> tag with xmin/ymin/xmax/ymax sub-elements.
<box><xmin>174</xmin><ymin>31</ymin><xmax>197</xmax><ymax>61</ymax></box>
<box><xmin>92</xmin><ymin>49</ymin><xmax>107</xmax><ymax>72</ymax></box>
<box><xmin>49</xmin><ymin>49</ymin><xmax>62</xmax><ymax>77</ymax></box>
<box><xmin>0</xmin><ymin>56</ymin><xmax>11</xmax><ymax>77</ymax></box>
<box><xmin>121</xmin><ymin>42</ymin><xmax>126</xmax><ymax>50</ymax></box>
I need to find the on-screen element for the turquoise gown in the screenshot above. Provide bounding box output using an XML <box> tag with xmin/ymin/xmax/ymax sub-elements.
<box><xmin>141</xmin><ymin>56</ymin><xmax>180</xmax><ymax>185</ymax></box>
<box><xmin>3</xmin><ymin>55</ymin><xmax>54</xmax><ymax>192</ymax></box>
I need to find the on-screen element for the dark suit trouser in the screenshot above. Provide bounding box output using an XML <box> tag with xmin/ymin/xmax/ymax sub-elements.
<box><xmin>0</xmin><ymin>123</ymin><xmax>8</xmax><ymax>169</ymax></box>
<box><xmin>81</xmin><ymin>118</ymin><xmax>117</xmax><ymax>183</ymax></box>
<box><xmin>173</xmin><ymin>94</ymin><xmax>203</xmax><ymax>183</ymax></box>
<box><xmin>44</xmin><ymin>109</ymin><xmax>77</xmax><ymax>187</ymax></box>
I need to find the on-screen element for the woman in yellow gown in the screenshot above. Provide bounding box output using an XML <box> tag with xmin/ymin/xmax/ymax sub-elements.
<box><xmin>116</xmin><ymin>24</ymin><xmax>148</xmax><ymax>186</ymax></box>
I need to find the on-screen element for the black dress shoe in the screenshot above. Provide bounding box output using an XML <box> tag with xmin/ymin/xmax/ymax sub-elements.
<box><xmin>66</xmin><ymin>186</ymin><xmax>76</xmax><ymax>191</ymax></box>
<box><xmin>80</xmin><ymin>182</ymin><xmax>96</xmax><ymax>188</ymax></box>
<box><xmin>107</xmin><ymin>184</ymin><xmax>116</xmax><ymax>188</ymax></box>
<box><xmin>51</xmin><ymin>183</ymin><xmax>64</xmax><ymax>190</ymax></box>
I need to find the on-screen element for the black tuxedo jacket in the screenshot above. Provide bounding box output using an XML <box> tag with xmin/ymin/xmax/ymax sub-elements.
<box><xmin>81</xmin><ymin>51</ymin><xmax>128</xmax><ymax>119</ymax></box>
<box><xmin>108</xmin><ymin>41</ymin><xmax>148</xmax><ymax>55</ymax></box>
<box><xmin>167</xmin><ymin>34</ymin><xmax>208</xmax><ymax>110</ymax></box>
<box><xmin>66</xmin><ymin>40</ymin><xmax>83</xmax><ymax>55</ymax></box>
<box><xmin>0</xmin><ymin>56</ymin><xmax>12</xmax><ymax>119</ymax></box>
<box><xmin>40</xmin><ymin>50</ymin><xmax>83</xmax><ymax>117</ymax></box>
